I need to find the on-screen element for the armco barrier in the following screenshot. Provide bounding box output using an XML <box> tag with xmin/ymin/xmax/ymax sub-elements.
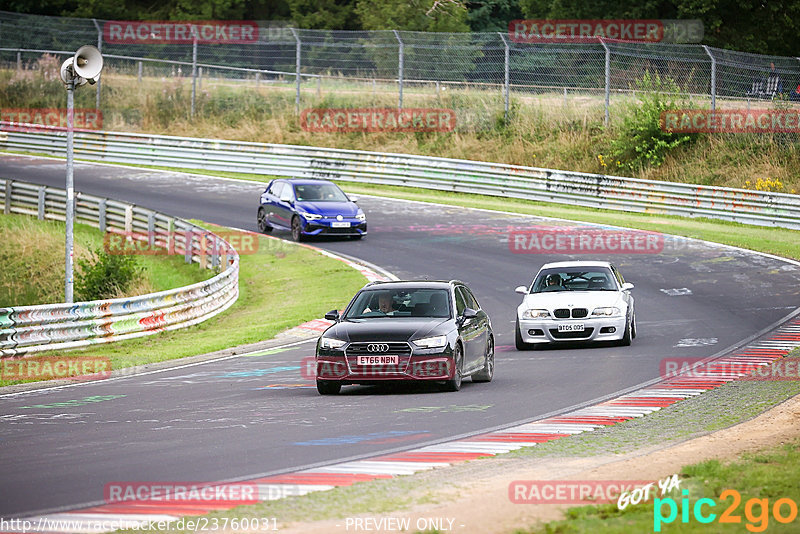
<box><xmin>0</xmin><ymin>178</ymin><xmax>239</xmax><ymax>357</ymax></box>
<box><xmin>2</xmin><ymin>123</ymin><xmax>799</xmax><ymax>230</ymax></box>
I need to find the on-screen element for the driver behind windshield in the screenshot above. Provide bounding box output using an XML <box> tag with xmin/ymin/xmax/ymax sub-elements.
<box><xmin>364</xmin><ymin>291</ymin><xmax>397</xmax><ymax>315</ymax></box>
<box><xmin>541</xmin><ymin>273</ymin><xmax>564</xmax><ymax>292</ymax></box>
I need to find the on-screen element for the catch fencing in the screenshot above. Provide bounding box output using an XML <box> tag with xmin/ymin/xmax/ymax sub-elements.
<box><xmin>2</xmin><ymin>124</ymin><xmax>798</xmax><ymax>230</ymax></box>
<box><xmin>0</xmin><ymin>177</ymin><xmax>239</xmax><ymax>357</ymax></box>
<box><xmin>1</xmin><ymin>10</ymin><xmax>800</xmax><ymax>123</ymax></box>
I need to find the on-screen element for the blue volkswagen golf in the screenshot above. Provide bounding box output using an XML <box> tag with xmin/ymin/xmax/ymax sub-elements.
<box><xmin>257</xmin><ymin>179</ymin><xmax>367</xmax><ymax>241</ymax></box>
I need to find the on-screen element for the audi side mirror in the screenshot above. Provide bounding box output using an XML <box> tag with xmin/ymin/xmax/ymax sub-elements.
<box><xmin>324</xmin><ymin>310</ymin><xmax>340</xmax><ymax>321</ymax></box>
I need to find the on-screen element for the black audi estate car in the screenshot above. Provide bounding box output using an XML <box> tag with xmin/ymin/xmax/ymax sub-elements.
<box><xmin>314</xmin><ymin>280</ymin><xmax>494</xmax><ymax>395</ymax></box>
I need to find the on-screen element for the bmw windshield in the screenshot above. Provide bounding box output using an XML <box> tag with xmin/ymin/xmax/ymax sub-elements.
<box><xmin>531</xmin><ymin>268</ymin><xmax>618</xmax><ymax>293</ymax></box>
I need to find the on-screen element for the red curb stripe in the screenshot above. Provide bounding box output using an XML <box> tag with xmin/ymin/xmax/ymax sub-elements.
<box><xmin>373</xmin><ymin>452</ymin><xmax>494</xmax><ymax>462</ymax></box>
<box><xmin>251</xmin><ymin>473</ymin><xmax>392</xmax><ymax>485</ymax></box>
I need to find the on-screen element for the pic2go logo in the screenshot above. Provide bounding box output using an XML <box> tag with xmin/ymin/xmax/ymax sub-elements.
<box><xmin>654</xmin><ymin>489</ymin><xmax>799</xmax><ymax>532</ymax></box>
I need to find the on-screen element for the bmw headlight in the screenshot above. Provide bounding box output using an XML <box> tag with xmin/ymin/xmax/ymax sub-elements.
<box><xmin>522</xmin><ymin>309</ymin><xmax>549</xmax><ymax>319</ymax></box>
<box><xmin>592</xmin><ymin>307</ymin><xmax>621</xmax><ymax>316</ymax></box>
<box><xmin>356</xmin><ymin>211</ymin><xmax>366</xmax><ymax>221</ymax></box>
<box><xmin>412</xmin><ymin>335</ymin><xmax>448</xmax><ymax>348</ymax></box>
<box><xmin>298</xmin><ymin>209</ymin><xmax>322</xmax><ymax>221</ymax></box>
<box><xmin>320</xmin><ymin>336</ymin><xmax>346</xmax><ymax>349</ymax></box>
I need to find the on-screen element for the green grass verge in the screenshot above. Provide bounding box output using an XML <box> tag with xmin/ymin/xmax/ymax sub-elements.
<box><xmin>0</xmin><ymin>220</ymin><xmax>367</xmax><ymax>387</ymax></box>
<box><xmin>521</xmin><ymin>440</ymin><xmax>800</xmax><ymax>533</ymax></box>
<box><xmin>0</xmin><ymin>211</ymin><xmax>211</xmax><ymax>306</ymax></box>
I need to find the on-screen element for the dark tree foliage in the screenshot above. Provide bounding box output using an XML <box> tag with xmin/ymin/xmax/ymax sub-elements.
<box><xmin>3</xmin><ymin>0</ymin><xmax>799</xmax><ymax>55</ymax></box>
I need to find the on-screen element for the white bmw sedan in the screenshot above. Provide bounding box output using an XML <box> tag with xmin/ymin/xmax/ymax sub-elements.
<box><xmin>515</xmin><ymin>260</ymin><xmax>635</xmax><ymax>349</ymax></box>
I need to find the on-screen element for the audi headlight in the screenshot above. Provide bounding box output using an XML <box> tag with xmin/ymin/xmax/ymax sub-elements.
<box><xmin>412</xmin><ymin>335</ymin><xmax>448</xmax><ymax>348</ymax></box>
<box><xmin>522</xmin><ymin>309</ymin><xmax>549</xmax><ymax>319</ymax></box>
<box><xmin>298</xmin><ymin>209</ymin><xmax>323</xmax><ymax>221</ymax></box>
<box><xmin>356</xmin><ymin>211</ymin><xmax>366</xmax><ymax>221</ymax></box>
<box><xmin>320</xmin><ymin>336</ymin><xmax>346</xmax><ymax>349</ymax></box>
<box><xmin>592</xmin><ymin>307</ymin><xmax>621</xmax><ymax>316</ymax></box>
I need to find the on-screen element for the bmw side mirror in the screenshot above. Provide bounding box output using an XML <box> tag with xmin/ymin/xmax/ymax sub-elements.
<box><xmin>324</xmin><ymin>310</ymin><xmax>340</xmax><ymax>321</ymax></box>
<box><xmin>515</xmin><ymin>286</ymin><xmax>528</xmax><ymax>294</ymax></box>
<box><xmin>622</xmin><ymin>283</ymin><xmax>634</xmax><ymax>291</ymax></box>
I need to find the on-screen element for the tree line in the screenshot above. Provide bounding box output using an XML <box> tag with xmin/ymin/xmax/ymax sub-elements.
<box><xmin>4</xmin><ymin>0</ymin><xmax>799</xmax><ymax>56</ymax></box>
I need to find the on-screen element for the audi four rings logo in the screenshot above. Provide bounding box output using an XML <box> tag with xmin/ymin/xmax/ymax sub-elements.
<box><xmin>367</xmin><ymin>344</ymin><xmax>390</xmax><ymax>352</ymax></box>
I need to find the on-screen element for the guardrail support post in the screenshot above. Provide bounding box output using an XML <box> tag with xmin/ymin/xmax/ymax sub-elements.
<box><xmin>185</xmin><ymin>230</ymin><xmax>193</xmax><ymax>264</ymax></box>
<box><xmin>38</xmin><ymin>186</ymin><xmax>46</xmax><ymax>220</ymax></box>
<box><xmin>393</xmin><ymin>30</ymin><xmax>404</xmax><ymax>109</ymax></box>
<box><xmin>600</xmin><ymin>38</ymin><xmax>610</xmax><ymax>126</ymax></box>
<box><xmin>147</xmin><ymin>212</ymin><xmax>155</xmax><ymax>247</ymax></box>
<box><xmin>703</xmin><ymin>45</ymin><xmax>716</xmax><ymax>111</ymax></box>
<box><xmin>98</xmin><ymin>198</ymin><xmax>106</xmax><ymax>232</ymax></box>
<box><xmin>5</xmin><ymin>180</ymin><xmax>12</xmax><ymax>215</ymax></box>
<box><xmin>290</xmin><ymin>28</ymin><xmax>301</xmax><ymax>114</ymax></box>
<box><xmin>498</xmin><ymin>32</ymin><xmax>510</xmax><ymax>122</ymax></box>
<box><xmin>124</xmin><ymin>205</ymin><xmax>133</xmax><ymax>234</ymax></box>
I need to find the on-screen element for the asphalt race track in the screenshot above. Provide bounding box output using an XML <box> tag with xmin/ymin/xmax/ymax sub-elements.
<box><xmin>2</xmin><ymin>154</ymin><xmax>799</xmax><ymax>517</ymax></box>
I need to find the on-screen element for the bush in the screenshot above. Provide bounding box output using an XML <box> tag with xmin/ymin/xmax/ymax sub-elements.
<box><xmin>75</xmin><ymin>248</ymin><xmax>144</xmax><ymax>301</ymax></box>
<box><xmin>606</xmin><ymin>71</ymin><xmax>700</xmax><ymax>172</ymax></box>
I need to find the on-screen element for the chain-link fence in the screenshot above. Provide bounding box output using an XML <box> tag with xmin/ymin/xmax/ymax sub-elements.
<box><xmin>2</xmin><ymin>10</ymin><xmax>800</xmax><ymax>125</ymax></box>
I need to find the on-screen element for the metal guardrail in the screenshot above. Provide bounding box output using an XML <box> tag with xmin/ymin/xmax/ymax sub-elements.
<box><xmin>0</xmin><ymin>177</ymin><xmax>239</xmax><ymax>357</ymax></box>
<box><xmin>2</xmin><ymin>123</ymin><xmax>799</xmax><ymax>230</ymax></box>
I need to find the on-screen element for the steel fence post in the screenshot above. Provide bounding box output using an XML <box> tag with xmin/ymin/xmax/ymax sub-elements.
<box><xmin>703</xmin><ymin>45</ymin><xmax>716</xmax><ymax>111</ymax></box>
<box><xmin>394</xmin><ymin>30</ymin><xmax>404</xmax><ymax>109</ymax></box>
<box><xmin>498</xmin><ymin>32</ymin><xmax>510</xmax><ymax>122</ymax></box>
<box><xmin>290</xmin><ymin>28</ymin><xmax>301</xmax><ymax>114</ymax></box>
<box><xmin>92</xmin><ymin>18</ymin><xmax>102</xmax><ymax>111</ymax></box>
<box><xmin>191</xmin><ymin>26</ymin><xmax>198</xmax><ymax>118</ymax></box>
<box><xmin>601</xmin><ymin>38</ymin><xmax>610</xmax><ymax>126</ymax></box>
<box><xmin>4</xmin><ymin>180</ymin><xmax>11</xmax><ymax>215</ymax></box>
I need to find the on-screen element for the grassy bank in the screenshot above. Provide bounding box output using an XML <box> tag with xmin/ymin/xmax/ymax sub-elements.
<box><xmin>2</xmin><ymin>60</ymin><xmax>799</xmax><ymax>192</ymax></box>
<box><xmin>0</xmin><ymin>219</ymin><xmax>368</xmax><ymax>387</ymax></box>
<box><xmin>0</xmin><ymin>212</ymin><xmax>210</xmax><ymax>306</ymax></box>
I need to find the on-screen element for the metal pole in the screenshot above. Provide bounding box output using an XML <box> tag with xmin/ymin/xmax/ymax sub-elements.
<box><xmin>703</xmin><ymin>45</ymin><xmax>716</xmax><ymax>111</ymax></box>
<box><xmin>498</xmin><ymin>32</ymin><xmax>510</xmax><ymax>122</ymax></box>
<box><xmin>191</xmin><ymin>28</ymin><xmax>198</xmax><ymax>118</ymax></box>
<box><xmin>92</xmin><ymin>19</ymin><xmax>102</xmax><ymax>111</ymax></box>
<box><xmin>198</xmin><ymin>66</ymin><xmax>203</xmax><ymax>89</ymax></box>
<box><xmin>137</xmin><ymin>60</ymin><xmax>142</xmax><ymax>82</ymax></box>
<box><xmin>17</xmin><ymin>50</ymin><xmax>21</xmax><ymax>72</ymax></box>
<box><xmin>65</xmin><ymin>80</ymin><xmax>75</xmax><ymax>303</ymax></box>
<box><xmin>394</xmin><ymin>30</ymin><xmax>404</xmax><ymax>109</ymax></box>
<box><xmin>290</xmin><ymin>28</ymin><xmax>301</xmax><ymax>114</ymax></box>
<box><xmin>601</xmin><ymin>38</ymin><xmax>610</xmax><ymax>126</ymax></box>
